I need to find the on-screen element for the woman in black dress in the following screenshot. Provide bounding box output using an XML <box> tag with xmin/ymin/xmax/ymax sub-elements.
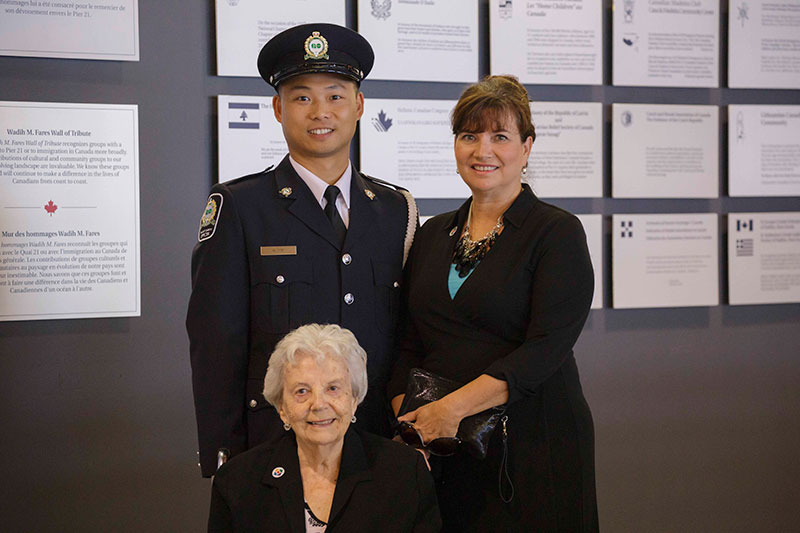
<box><xmin>388</xmin><ymin>75</ymin><xmax>598</xmax><ymax>532</ymax></box>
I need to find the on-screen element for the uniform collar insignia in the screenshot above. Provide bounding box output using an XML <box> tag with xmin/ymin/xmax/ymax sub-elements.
<box><xmin>364</xmin><ymin>188</ymin><xmax>375</xmax><ymax>200</ymax></box>
<box><xmin>279</xmin><ymin>187</ymin><xmax>292</xmax><ymax>197</ymax></box>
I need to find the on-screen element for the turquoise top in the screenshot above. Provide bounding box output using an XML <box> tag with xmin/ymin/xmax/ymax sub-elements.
<box><xmin>448</xmin><ymin>262</ymin><xmax>478</xmax><ymax>299</ymax></box>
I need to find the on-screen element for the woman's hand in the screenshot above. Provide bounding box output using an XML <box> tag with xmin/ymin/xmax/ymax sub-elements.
<box><xmin>397</xmin><ymin>396</ymin><xmax>463</xmax><ymax>444</ymax></box>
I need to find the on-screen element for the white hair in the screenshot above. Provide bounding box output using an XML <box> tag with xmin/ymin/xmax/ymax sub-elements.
<box><xmin>262</xmin><ymin>324</ymin><xmax>368</xmax><ymax>408</ymax></box>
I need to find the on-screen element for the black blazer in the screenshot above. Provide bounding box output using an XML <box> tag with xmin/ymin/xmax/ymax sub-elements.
<box><xmin>388</xmin><ymin>184</ymin><xmax>594</xmax><ymax>401</ymax></box>
<box><xmin>187</xmin><ymin>156</ymin><xmax>410</xmax><ymax>476</ymax></box>
<box><xmin>387</xmin><ymin>186</ymin><xmax>598</xmax><ymax>530</ymax></box>
<box><xmin>209</xmin><ymin>429</ymin><xmax>441</xmax><ymax>532</ymax></box>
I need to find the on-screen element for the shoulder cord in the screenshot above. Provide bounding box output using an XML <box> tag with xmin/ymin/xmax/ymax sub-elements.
<box><xmin>359</xmin><ymin>173</ymin><xmax>417</xmax><ymax>267</ymax></box>
<box><xmin>397</xmin><ymin>189</ymin><xmax>418</xmax><ymax>267</ymax></box>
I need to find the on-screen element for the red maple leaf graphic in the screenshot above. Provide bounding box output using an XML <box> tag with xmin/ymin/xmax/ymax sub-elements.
<box><xmin>44</xmin><ymin>200</ymin><xmax>58</xmax><ymax>216</ymax></box>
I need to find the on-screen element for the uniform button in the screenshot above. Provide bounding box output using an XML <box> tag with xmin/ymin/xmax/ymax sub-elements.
<box><xmin>276</xmin><ymin>275</ymin><xmax>285</xmax><ymax>284</ymax></box>
<box><xmin>344</xmin><ymin>293</ymin><xmax>355</xmax><ymax>305</ymax></box>
<box><xmin>249</xmin><ymin>399</ymin><xmax>257</xmax><ymax>408</ymax></box>
<box><xmin>393</xmin><ymin>281</ymin><xmax>400</xmax><ymax>288</ymax></box>
<box><xmin>341</xmin><ymin>253</ymin><xmax>352</xmax><ymax>265</ymax></box>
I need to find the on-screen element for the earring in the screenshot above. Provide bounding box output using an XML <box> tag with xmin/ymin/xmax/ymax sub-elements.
<box><xmin>351</xmin><ymin>415</ymin><xmax>357</xmax><ymax>423</ymax></box>
<box><xmin>521</xmin><ymin>166</ymin><xmax>528</xmax><ymax>177</ymax></box>
<box><xmin>283</xmin><ymin>422</ymin><xmax>291</xmax><ymax>431</ymax></box>
<box><xmin>455</xmin><ymin>169</ymin><xmax>460</xmax><ymax>175</ymax></box>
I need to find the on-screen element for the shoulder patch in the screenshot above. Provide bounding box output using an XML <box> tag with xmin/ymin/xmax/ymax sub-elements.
<box><xmin>198</xmin><ymin>193</ymin><xmax>223</xmax><ymax>242</ymax></box>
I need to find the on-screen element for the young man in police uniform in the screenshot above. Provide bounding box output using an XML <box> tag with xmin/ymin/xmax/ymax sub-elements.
<box><xmin>187</xmin><ymin>23</ymin><xmax>416</xmax><ymax>477</ymax></box>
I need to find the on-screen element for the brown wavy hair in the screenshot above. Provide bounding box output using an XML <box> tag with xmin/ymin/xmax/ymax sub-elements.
<box><xmin>451</xmin><ymin>75</ymin><xmax>535</xmax><ymax>143</ymax></box>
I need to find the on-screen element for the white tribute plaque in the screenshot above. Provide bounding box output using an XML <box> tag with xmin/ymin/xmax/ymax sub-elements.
<box><xmin>529</xmin><ymin>102</ymin><xmax>602</xmax><ymax>198</ymax></box>
<box><xmin>612</xmin><ymin>213</ymin><xmax>718</xmax><ymax>309</ymax></box>
<box><xmin>729</xmin><ymin>1</ymin><xmax>800</xmax><ymax>89</ymax></box>
<box><xmin>490</xmin><ymin>0</ymin><xmax>602</xmax><ymax>85</ymax></box>
<box><xmin>0</xmin><ymin>101</ymin><xmax>140</xmax><ymax>321</ymax></box>
<box><xmin>358</xmin><ymin>0</ymin><xmax>478</xmax><ymax>82</ymax></box>
<box><xmin>729</xmin><ymin>212</ymin><xmax>800</xmax><ymax>305</ymax></box>
<box><xmin>576</xmin><ymin>214</ymin><xmax>603</xmax><ymax>309</ymax></box>
<box><xmin>215</xmin><ymin>0</ymin><xmax>345</xmax><ymax>77</ymax></box>
<box><xmin>612</xmin><ymin>103</ymin><xmax>718</xmax><ymax>198</ymax></box>
<box><xmin>217</xmin><ymin>95</ymin><xmax>288</xmax><ymax>184</ymax></box>
<box><xmin>613</xmin><ymin>0</ymin><xmax>719</xmax><ymax>87</ymax></box>
<box><xmin>0</xmin><ymin>0</ymin><xmax>139</xmax><ymax>61</ymax></box>
<box><xmin>360</xmin><ymin>98</ymin><xmax>467</xmax><ymax>199</ymax></box>
<box><xmin>728</xmin><ymin>105</ymin><xmax>800</xmax><ymax>197</ymax></box>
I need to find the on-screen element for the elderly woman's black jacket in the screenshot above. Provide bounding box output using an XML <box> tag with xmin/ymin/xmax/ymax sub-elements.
<box><xmin>208</xmin><ymin>428</ymin><xmax>441</xmax><ymax>532</ymax></box>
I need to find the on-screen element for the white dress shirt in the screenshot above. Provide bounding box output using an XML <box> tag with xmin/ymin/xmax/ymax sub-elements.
<box><xmin>289</xmin><ymin>156</ymin><xmax>351</xmax><ymax>228</ymax></box>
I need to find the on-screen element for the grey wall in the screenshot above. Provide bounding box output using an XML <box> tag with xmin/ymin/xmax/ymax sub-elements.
<box><xmin>0</xmin><ymin>1</ymin><xmax>798</xmax><ymax>531</ymax></box>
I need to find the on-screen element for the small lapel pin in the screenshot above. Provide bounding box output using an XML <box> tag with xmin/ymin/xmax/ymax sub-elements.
<box><xmin>449</xmin><ymin>226</ymin><xmax>457</xmax><ymax>237</ymax></box>
<box><xmin>272</xmin><ymin>466</ymin><xmax>285</xmax><ymax>478</ymax></box>
<box><xmin>364</xmin><ymin>189</ymin><xmax>375</xmax><ymax>200</ymax></box>
<box><xmin>279</xmin><ymin>187</ymin><xmax>292</xmax><ymax>197</ymax></box>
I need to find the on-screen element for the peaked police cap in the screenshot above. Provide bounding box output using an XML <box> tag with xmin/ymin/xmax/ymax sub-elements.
<box><xmin>257</xmin><ymin>23</ymin><xmax>374</xmax><ymax>89</ymax></box>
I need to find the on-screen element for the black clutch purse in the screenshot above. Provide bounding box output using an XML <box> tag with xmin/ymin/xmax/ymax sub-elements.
<box><xmin>397</xmin><ymin>368</ymin><xmax>506</xmax><ymax>460</ymax></box>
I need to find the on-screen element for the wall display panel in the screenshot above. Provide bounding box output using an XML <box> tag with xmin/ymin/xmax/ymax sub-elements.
<box><xmin>729</xmin><ymin>212</ymin><xmax>800</xmax><ymax>305</ymax></box>
<box><xmin>215</xmin><ymin>0</ymin><xmax>345</xmax><ymax>77</ymax></box>
<box><xmin>529</xmin><ymin>101</ymin><xmax>602</xmax><ymax>198</ymax></box>
<box><xmin>0</xmin><ymin>0</ymin><xmax>139</xmax><ymax>61</ymax></box>
<box><xmin>612</xmin><ymin>213</ymin><xmax>718</xmax><ymax>309</ymax></box>
<box><xmin>729</xmin><ymin>1</ymin><xmax>800</xmax><ymax>89</ymax></box>
<box><xmin>576</xmin><ymin>214</ymin><xmax>603</xmax><ymax>309</ymax></box>
<box><xmin>728</xmin><ymin>105</ymin><xmax>800</xmax><ymax>197</ymax></box>
<box><xmin>612</xmin><ymin>0</ymin><xmax>719</xmax><ymax>87</ymax></box>
<box><xmin>358</xmin><ymin>0</ymin><xmax>478</xmax><ymax>82</ymax></box>
<box><xmin>489</xmin><ymin>0</ymin><xmax>602</xmax><ymax>85</ymax></box>
<box><xmin>0</xmin><ymin>101</ymin><xmax>140</xmax><ymax>321</ymax></box>
<box><xmin>217</xmin><ymin>95</ymin><xmax>288</xmax><ymax>184</ymax></box>
<box><xmin>359</xmin><ymin>98</ymin><xmax>468</xmax><ymax>199</ymax></box>
<box><xmin>612</xmin><ymin>103</ymin><xmax>718</xmax><ymax>198</ymax></box>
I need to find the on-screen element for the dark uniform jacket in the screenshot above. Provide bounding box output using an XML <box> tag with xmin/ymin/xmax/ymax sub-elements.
<box><xmin>208</xmin><ymin>428</ymin><xmax>441</xmax><ymax>532</ymax></box>
<box><xmin>188</xmin><ymin>155</ymin><xmax>409</xmax><ymax>477</ymax></box>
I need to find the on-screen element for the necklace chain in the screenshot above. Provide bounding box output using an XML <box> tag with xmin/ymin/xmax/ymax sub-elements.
<box><xmin>452</xmin><ymin>204</ymin><xmax>504</xmax><ymax>278</ymax></box>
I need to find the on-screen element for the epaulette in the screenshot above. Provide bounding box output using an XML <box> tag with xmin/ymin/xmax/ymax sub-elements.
<box><xmin>360</xmin><ymin>172</ymin><xmax>409</xmax><ymax>193</ymax></box>
<box><xmin>222</xmin><ymin>165</ymin><xmax>275</xmax><ymax>187</ymax></box>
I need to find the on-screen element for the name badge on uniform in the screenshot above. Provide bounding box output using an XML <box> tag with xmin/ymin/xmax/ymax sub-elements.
<box><xmin>260</xmin><ymin>246</ymin><xmax>297</xmax><ymax>256</ymax></box>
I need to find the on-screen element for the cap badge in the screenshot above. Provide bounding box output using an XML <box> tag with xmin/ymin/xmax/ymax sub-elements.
<box><xmin>304</xmin><ymin>31</ymin><xmax>329</xmax><ymax>61</ymax></box>
<box><xmin>272</xmin><ymin>466</ymin><xmax>285</xmax><ymax>478</ymax></box>
<box><xmin>364</xmin><ymin>189</ymin><xmax>375</xmax><ymax>200</ymax></box>
<box><xmin>279</xmin><ymin>187</ymin><xmax>292</xmax><ymax>197</ymax></box>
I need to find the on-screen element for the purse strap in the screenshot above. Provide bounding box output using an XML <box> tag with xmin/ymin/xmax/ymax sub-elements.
<box><xmin>498</xmin><ymin>415</ymin><xmax>514</xmax><ymax>503</ymax></box>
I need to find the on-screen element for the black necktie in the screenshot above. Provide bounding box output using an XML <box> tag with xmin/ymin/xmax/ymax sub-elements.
<box><xmin>323</xmin><ymin>185</ymin><xmax>347</xmax><ymax>247</ymax></box>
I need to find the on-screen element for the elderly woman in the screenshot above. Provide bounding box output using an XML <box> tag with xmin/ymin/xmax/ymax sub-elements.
<box><xmin>388</xmin><ymin>75</ymin><xmax>598</xmax><ymax>531</ymax></box>
<box><xmin>209</xmin><ymin>324</ymin><xmax>440</xmax><ymax>532</ymax></box>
